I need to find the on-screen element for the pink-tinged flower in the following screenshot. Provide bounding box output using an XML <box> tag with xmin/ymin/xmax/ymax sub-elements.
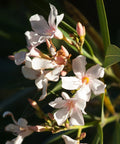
<box><xmin>22</xmin><ymin>56</ymin><xmax>64</xmax><ymax>100</ymax></box>
<box><xmin>10</xmin><ymin>47</ymin><xmax>43</xmax><ymax>66</ymax></box>
<box><xmin>62</xmin><ymin>135</ymin><xmax>78</xmax><ymax>144</ymax></box>
<box><xmin>3</xmin><ymin>111</ymin><xmax>33</xmax><ymax>144</ymax></box>
<box><xmin>62</xmin><ymin>55</ymin><xmax>106</xmax><ymax>102</ymax></box>
<box><xmin>49</xmin><ymin>92</ymin><xmax>86</xmax><ymax>126</ymax></box>
<box><xmin>25</xmin><ymin>4</ymin><xmax>64</xmax><ymax>48</ymax></box>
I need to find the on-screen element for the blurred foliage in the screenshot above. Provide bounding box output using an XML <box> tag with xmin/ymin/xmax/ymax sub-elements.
<box><xmin>0</xmin><ymin>0</ymin><xmax>120</xmax><ymax>144</ymax></box>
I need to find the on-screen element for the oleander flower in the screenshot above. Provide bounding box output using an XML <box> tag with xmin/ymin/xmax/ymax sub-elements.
<box><xmin>49</xmin><ymin>92</ymin><xmax>86</xmax><ymax>126</ymax></box>
<box><xmin>22</xmin><ymin>56</ymin><xmax>64</xmax><ymax>100</ymax></box>
<box><xmin>3</xmin><ymin>111</ymin><xmax>33</xmax><ymax>144</ymax></box>
<box><xmin>25</xmin><ymin>4</ymin><xmax>64</xmax><ymax>48</ymax></box>
<box><xmin>10</xmin><ymin>46</ymin><xmax>45</xmax><ymax>66</ymax></box>
<box><xmin>62</xmin><ymin>55</ymin><xmax>106</xmax><ymax>102</ymax></box>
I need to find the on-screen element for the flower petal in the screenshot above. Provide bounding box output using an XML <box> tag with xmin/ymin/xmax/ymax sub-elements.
<box><xmin>48</xmin><ymin>4</ymin><xmax>58</xmax><ymax>28</ymax></box>
<box><xmin>72</xmin><ymin>55</ymin><xmax>87</xmax><ymax>78</ymax></box>
<box><xmin>39</xmin><ymin>78</ymin><xmax>48</xmax><ymax>100</ymax></box>
<box><xmin>76</xmin><ymin>100</ymin><xmax>86</xmax><ymax>115</ymax></box>
<box><xmin>25</xmin><ymin>55</ymin><xmax>32</xmax><ymax>68</ymax></box>
<box><xmin>70</xmin><ymin>110</ymin><xmax>84</xmax><ymax>126</ymax></box>
<box><xmin>17</xmin><ymin>118</ymin><xmax>28</xmax><ymax>127</ymax></box>
<box><xmin>54</xmin><ymin>108</ymin><xmax>69</xmax><ymax>126</ymax></box>
<box><xmin>49</xmin><ymin>97</ymin><xmax>66</xmax><ymax>108</ymax></box>
<box><xmin>61</xmin><ymin>76</ymin><xmax>81</xmax><ymax>90</ymax></box>
<box><xmin>61</xmin><ymin>92</ymin><xmax>70</xmax><ymax>99</ymax></box>
<box><xmin>22</xmin><ymin>66</ymin><xmax>39</xmax><ymax>80</ymax></box>
<box><xmin>29</xmin><ymin>47</ymin><xmax>41</xmax><ymax>57</ymax></box>
<box><xmin>14</xmin><ymin>51</ymin><xmax>26</xmax><ymax>65</ymax></box>
<box><xmin>75</xmin><ymin>85</ymin><xmax>91</xmax><ymax>102</ymax></box>
<box><xmin>6</xmin><ymin>135</ymin><xmax>23</xmax><ymax>144</ymax></box>
<box><xmin>5</xmin><ymin>124</ymin><xmax>19</xmax><ymax>133</ymax></box>
<box><xmin>30</xmin><ymin>14</ymin><xmax>50</xmax><ymax>36</ymax></box>
<box><xmin>90</xmin><ymin>79</ymin><xmax>106</xmax><ymax>95</ymax></box>
<box><xmin>35</xmin><ymin>74</ymin><xmax>44</xmax><ymax>89</ymax></box>
<box><xmin>56</xmin><ymin>14</ymin><xmax>64</xmax><ymax>27</ymax></box>
<box><xmin>86</xmin><ymin>64</ymin><xmax>104</xmax><ymax>79</ymax></box>
<box><xmin>46</xmin><ymin>65</ymin><xmax>64</xmax><ymax>81</ymax></box>
<box><xmin>54</xmin><ymin>28</ymin><xmax>63</xmax><ymax>39</ymax></box>
<box><xmin>25</xmin><ymin>31</ymin><xmax>45</xmax><ymax>48</ymax></box>
<box><xmin>62</xmin><ymin>135</ymin><xmax>78</xmax><ymax>144</ymax></box>
<box><xmin>32</xmin><ymin>57</ymin><xmax>56</xmax><ymax>70</ymax></box>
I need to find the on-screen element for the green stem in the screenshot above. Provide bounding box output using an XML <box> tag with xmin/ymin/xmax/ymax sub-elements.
<box><xmin>101</xmin><ymin>93</ymin><xmax>105</xmax><ymax>124</ymax></box>
<box><xmin>104</xmin><ymin>114</ymin><xmax>120</xmax><ymax>126</ymax></box>
<box><xmin>77</xmin><ymin>128</ymin><xmax>81</xmax><ymax>138</ymax></box>
<box><xmin>98</xmin><ymin>124</ymin><xmax>103</xmax><ymax>144</ymax></box>
<box><xmin>84</xmin><ymin>40</ymin><xmax>102</xmax><ymax>65</ymax></box>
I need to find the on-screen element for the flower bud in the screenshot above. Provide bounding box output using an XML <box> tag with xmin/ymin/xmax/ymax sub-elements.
<box><xmin>76</xmin><ymin>22</ymin><xmax>86</xmax><ymax>44</ymax></box>
<box><xmin>76</xmin><ymin>22</ymin><xmax>86</xmax><ymax>37</ymax></box>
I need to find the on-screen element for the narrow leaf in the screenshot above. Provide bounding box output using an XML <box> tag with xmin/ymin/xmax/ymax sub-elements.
<box><xmin>104</xmin><ymin>44</ymin><xmax>120</xmax><ymax>67</ymax></box>
<box><xmin>112</xmin><ymin>122</ymin><xmax>120</xmax><ymax>144</ymax></box>
<box><xmin>96</xmin><ymin>0</ymin><xmax>110</xmax><ymax>53</ymax></box>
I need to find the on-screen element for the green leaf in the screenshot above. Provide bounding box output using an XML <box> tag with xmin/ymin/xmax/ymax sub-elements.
<box><xmin>91</xmin><ymin>133</ymin><xmax>100</xmax><ymax>144</ymax></box>
<box><xmin>104</xmin><ymin>44</ymin><xmax>120</xmax><ymax>67</ymax></box>
<box><xmin>47</xmin><ymin>80</ymin><xmax>62</xmax><ymax>96</ymax></box>
<box><xmin>112</xmin><ymin>122</ymin><xmax>120</xmax><ymax>144</ymax></box>
<box><xmin>96</xmin><ymin>0</ymin><xmax>110</xmax><ymax>54</ymax></box>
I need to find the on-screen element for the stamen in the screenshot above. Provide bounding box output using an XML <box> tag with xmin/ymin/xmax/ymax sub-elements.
<box><xmin>82</xmin><ymin>76</ymin><xmax>89</xmax><ymax>84</ymax></box>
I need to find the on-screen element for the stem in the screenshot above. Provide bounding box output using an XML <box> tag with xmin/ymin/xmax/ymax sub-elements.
<box><xmin>84</xmin><ymin>40</ymin><xmax>102</xmax><ymax>65</ymax></box>
<box><xmin>77</xmin><ymin>128</ymin><xmax>81</xmax><ymax>138</ymax></box>
<box><xmin>104</xmin><ymin>114</ymin><xmax>120</xmax><ymax>126</ymax></box>
<box><xmin>98</xmin><ymin>124</ymin><xmax>103</xmax><ymax>144</ymax></box>
<box><xmin>101</xmin><ymin>93</ymin><xmax>105</xmax><ymax>124</ymax></box>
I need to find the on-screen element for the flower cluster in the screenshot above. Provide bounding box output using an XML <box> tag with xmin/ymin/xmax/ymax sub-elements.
<box><xmin>4</xmin><ymin>3</ymin><xmax>106</xmax><ymax>144</ymax></box>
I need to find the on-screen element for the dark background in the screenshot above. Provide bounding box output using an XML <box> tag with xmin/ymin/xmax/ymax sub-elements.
<box><xmin>0</xmin><ymin>0</ymin><xmax>120</xmax><ymax>143</ymax></box>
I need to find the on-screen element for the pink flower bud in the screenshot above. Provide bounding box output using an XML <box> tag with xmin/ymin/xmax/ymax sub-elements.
<box><xmin>61</xmin><ymin>45</ymin><xmax>69</xmax><ymax>57</ymax></box>
<box><xmin>8</xmin><ymin>55</ymin><xmax>15</xmax><ymax>61</ymax></box>
<box><xmin>76</xmin><ymin>22</ymin><xmax>86</xmax><ymax>37</ymax></box>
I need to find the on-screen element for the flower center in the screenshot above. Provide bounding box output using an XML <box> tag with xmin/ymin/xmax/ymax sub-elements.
<box><xmin>82</xmin><ymin>76</ymin><xmax>89</xmax><ymax>84</ymax></box>
<box><xmin>66</xmin><ymin>100</ymin><xmax>75</xmax><ymax>111</ymax></box>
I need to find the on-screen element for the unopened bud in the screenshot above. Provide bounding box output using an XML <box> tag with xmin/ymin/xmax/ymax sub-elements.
<box><xmin>76</xmin><ymin>22</ymin><xmax>86</xmax><ymax>37</ymax></box>
<box><xmin>61</xmin><ymin>45</ymin><xmax>69</xmax><ymax>57</ymax></box>
<box><xmin>46</xmin><ymin>39</ymin><xmax>56</xmax><ymax>56</ymax></box>
<box><xmin>28</xmin><ymin>98</ymin><xmax>40</xmax><ymax>111</ymax></box>
<box><xmin>80</xmin><ymin>132</ymin><xmax>86</xmax><ymax>140</ymax></box>
<box><xmin>8</xmin><ymin>55</ymin><xmax>15</xmax><ymax>61</ymax></box>
<box><xmin>29</xmin><ymin>125</ymin><xmax>46</xmax><ymax>132</ymax></box>
<box><xmin>48</xmin><ymin>113</ymin><xmax>54</xmax><ymax>120</ymax></box>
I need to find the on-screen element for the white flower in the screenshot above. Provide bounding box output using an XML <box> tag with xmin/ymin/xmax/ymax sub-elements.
<box><xmin>25</xmin><ymin>4</ymin><xmax>64</xmax><ymax>48</ymax></box>
<box><xmin>22</xmin><ymin>56</ymin><xmax>64</xmax><ymax>100</ymax></box>
<box><xmin>49</xmin><ymin>92</ymin><xmax>86</xmax><ymax>126</ymax></box>
<box><xmin>3</xmin><ymin>111</ymin><xmax>33</xmax><ymax>144</ymax></box>
<box><xmin>62</xmin><ymin>135</ymin><xmax>78</xmax><ymax>144</ymax></box>
<box><xmin>13</xmin><ymin>47</ymin><xmax>42</xmax><ymax>65</ymax></box>
<box><xmin>62</xmin><ymin>55</ymin><xmax>106</xmax><ymax>102</ymax></box>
